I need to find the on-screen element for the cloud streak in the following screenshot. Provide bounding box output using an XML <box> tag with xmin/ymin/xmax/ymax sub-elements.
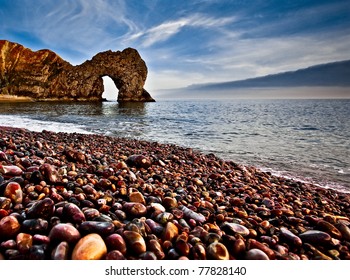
<box><xmin>123</xmin><ymin>13</ymin><xmax>236</xmax><ymax>47</ymax></box>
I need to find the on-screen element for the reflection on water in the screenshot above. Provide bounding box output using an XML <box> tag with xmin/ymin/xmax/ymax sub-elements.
<box><xmin>102</xmin><ymin>102</ymin><xmax>146</xmax><ymax>116</ymax></box>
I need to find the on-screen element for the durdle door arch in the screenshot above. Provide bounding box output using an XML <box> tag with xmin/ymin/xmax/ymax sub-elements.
<box><xmin>0</xmin><ymin>40</ymin><xmax>155</xmax><ymax>102</ymax></box>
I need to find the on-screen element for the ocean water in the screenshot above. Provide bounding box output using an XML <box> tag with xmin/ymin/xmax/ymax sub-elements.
<box><xmin>0</xmin><ymin>99</ymin><xmax>349</xmax><ymax>191</ymax></box>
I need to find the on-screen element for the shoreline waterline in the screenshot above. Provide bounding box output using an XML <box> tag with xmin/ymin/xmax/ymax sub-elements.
<box><xmin>0</xmin><ymin>125</ymin><xmax>350</xmax><ymax>193</ymax></box>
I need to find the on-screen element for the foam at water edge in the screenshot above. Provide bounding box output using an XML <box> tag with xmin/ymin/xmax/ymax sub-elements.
<box><xmin>1</xmin><ymin>115</ymin><xmax>91</xmax><ymax>135</ymax></box>
<box><xmin>260</xmin><ymin>167</ymin><xmax>350</xmax><ymax>194</ymax></box>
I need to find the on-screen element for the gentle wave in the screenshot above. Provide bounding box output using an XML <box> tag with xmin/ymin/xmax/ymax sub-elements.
<box><xmin>1</xmin><ymin>114</ymin><xmax>91</xmax><ymax>134</ymax></box>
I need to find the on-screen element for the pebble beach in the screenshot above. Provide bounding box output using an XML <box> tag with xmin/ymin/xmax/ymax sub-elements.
<box><xmin>1</xmin><ymin>126</ymin><xmax>350</xmax><ymax>260</ymax></box>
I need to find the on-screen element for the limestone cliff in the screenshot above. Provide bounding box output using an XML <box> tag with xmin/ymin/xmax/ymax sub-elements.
<box><xmin>0</xmin><ymin>40</ymin><xmax>155</xmax><ymax>102</ymax></box>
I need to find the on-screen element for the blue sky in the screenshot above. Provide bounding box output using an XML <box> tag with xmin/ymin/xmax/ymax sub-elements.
<box><xmin>1</xmin><ymin>0</ymin><xmax>350</xmax><ymax>94</ymax></box>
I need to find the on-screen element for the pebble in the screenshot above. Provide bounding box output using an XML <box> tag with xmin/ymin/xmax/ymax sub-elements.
<box><xmin>4</xmin><ymin>182</ymin><xmax>23</xmax><ymax>204</ymax></box>
<box><xmin>26</xmin><ymin>198</ymin><xmax>55</xmax><ymax>219</ymax></box>
<box><xmin>245</xmin><ymin>248</ymin><xmax>270</xmax><ymax>260</ymax></box>
<box><xmin>52</xmin><ymin>241</ymin><xmax>70</xmax><ymax>260</ymax></box>
<box><xmin>129</xmin><ymin>191</ymin><xmax>146</xmax><ymax>205</ymax></box>
<box><xmin>279</xmin><ymin>227</ymin><xmax>302</xmax><ymax>247</ymax></box>
<box><xmin>0</xmin><ymin>216</ymin><xmax>21</xmax><ymax>239</ymax></box>
<box><xmin>39</xmin><ymin>163</ymin><xmax>60</xmax><ymax>184</ymax></box>
<box><xmin>105</xmin><ymin>233</ymin><xmax>127</xmax><ymax>255</ymax></box>
<box><xmin>206</xmin><ymin>242</ymin><xmax>229</xmax><ymax>260</ymax></box>
<box><xmin>221</xmin><ymin>222</ymin><xmax>250</xmax><ymax>237</ymax></box>
<box><xmin>105</xmin><ymin>250</ymin><xmax>126</xmax><ymax>260</ymax></box>
<box><xmin>316</xmin><ymin>220</ymin><xmax>342</xmax><ymax>239</ymax></box>
<box><xmin>336</xmin><ymin>222</ymin><xmax>350</xmax><ymax>241</ymax></box>
<box><xmin>178</xmin><ymin>205</ymin><xmax>206</xmax><ymax>223</ymax></box>
<box><xmin>79</xmin><ymin>221</ymin><xmax>115</xmax><ymax>236</ymax></box>
<box><xmin>22</xmin><ymin>218</ymin><xmax>48</xmax><ymax>234</ymax></box>
<box><xmin>162</xmin><ymin>221</ymin><xmax>179</xmax><ymax>241</ymax></box>
<box><xmin>62</xmin><ymin>202</ymin><xmax>86</xmax><ymax>224</ymax></box>
<box><xmin>123</xmin><ymin>230</ymin><xmax>146</xmax><ymax>255</ymax></box>
<box><xmin>248</xmin><ymin>239</ymin><xmax>276</xmax><ymax>259</ymax></box>
<box><xmin>48</xmin><ymin>223</ymin><xmax>81</xmax><ymax>244</ymax></box>
<box><xmin>1</xmin><ymin>126</ymin><xmax>350</xmax><ymax>260</ymax></box>
<box><xmin>299</xmin><ymin>230</ymin><xmax>332</xmax><ymax>244</ymax></box>
<box><xmin>0</xmin><ymin>165</ymin><xmax>23</xmax><ymax>176</ymax></box>
<box><xmin>72</xmin><ymin>233</ymin><xmax>107</xmax><ymax>260</ymax></box>
<box><xmin>147</xmin><ymin>239</ymin><xmax>165</xmax><ymax>260</ymax></box>
<box><xmin>126</xmin><ymin>155</ymin><xmax>152</xmax><ymax>169</ymax></box>
<box><xmin>123</xmin><ymin>202</ymin><xmax>147</xmax><ymax>217</ymax></box>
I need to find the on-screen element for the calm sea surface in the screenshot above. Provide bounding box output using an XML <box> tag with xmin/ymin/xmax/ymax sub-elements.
<box><xmin>1</xmin><ymin>99</ymin><xmax>349</xmax><ymax>191</ymax></box>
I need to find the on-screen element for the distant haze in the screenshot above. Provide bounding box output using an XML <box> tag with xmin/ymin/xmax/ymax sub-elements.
<box><xmin>155</xmin><ymin>60</ymin><xmax>350</xmax><ymax>99</ymax></box>
<box><xmin>155</xmin><ymin>87</ymin><xmax>350</xmax><ymax>100</ymax></box>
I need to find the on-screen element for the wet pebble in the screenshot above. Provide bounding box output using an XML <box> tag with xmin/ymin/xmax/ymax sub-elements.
<box><xmin>316</xmin><ymin>220</ymin><xmax>342</xmax><ymax>239</ymax></box>
<box><xmin>206</xmin><ymin>242</ymin><xmax>229</xmax><ymax>260</ymax></box>
<box><xmin>123</xmin><ymin>230</ymin><xmax>146</xmax><ymax>255</ymax></box>
<box><xmin>245</xmin><ymin>248</ymin><xmax>270</xmax><ymax>260</ymax></box>
<box><xmin>126</xmin><ymin>155</ymin><xmax>152</xmax><ymax>169</ymax></box>
<box><xmin>147</xmin><ymin>238</ymin><xmax>165</xmax><ymax>260</ymax></box>
<box><xmin>39</xmin><ymin>163</ymin><xmax>60</xmax><ymax>184</ymax></box>
<box><xmin>0</xmin><ymin>165</ymin><xmax>23</xmax><ymax>176</ymax></box>
<box><xmin>105</xmin><ymin>233</ymin><xmax>127</xmax><ymax>255</ymax></box>
<box><xmin>79</xmin><ymin>221</ymin><xmax>115</xmax><ymax>236</ymax></box>
<box><xmin>221</xmin><ymin>222</ymin><xmax>250</xmax><ymax>237</ymax></box>
<box><xmin>0</xmin><ymin>197</ymin><xmax>11</xmax><ymax>210</ymax></box>
<box><xmin>299</xmin><ymin>230</ymin><xmax>332</xmax><ymax>245</ymax></box>
<box><xmin>48</xmin><ymin>223</ymin><xmax>81</xmax><ymax>244</ymax></box>
<box><xmin>72</xmin><ymin>233</ymin><xmax>107</xmax><ymax>260</ymax></box>
<box><xmin>52</xmin><ymin>241</ymin><xmax>70</xmax><ymax>260</ymax></box>
<box><xmin>16</xmin><ymin>233</ymin><xmax>33</xmax><ymax>253</ymax></box>
<box><xmin>129</xmin><ymin>191</ymin><xmax>146</xmax><ymax>205</ymax></box>
<box><xmin>26</xmin><ymin>198</ymin><xmax>55</xmax><ymax>219</ymax></box>
<box><xmin>0</xmin><ymin>215</ymin><xmax>21</xmax><ymax>239</ymax></box>
<box><xmin>336</xmin><ymin>222</ymin><xmax>350</xmax><ymax>241</ymax></box>
<box><xmin>279</xmin><ymin>227</ymin><xmax>302</xmax><ymax>247</ymax></box>
<box><xmin>248</xmin><ymin>239</ymin><xmax>276</xmax><ymax>260</ymax></box>
<box><xmin>4</xmin><ymin>182</ymin><xmax>23</xmax><ymax>204</ymax></box>
<box><xmin>22</xmin><ymin>218</ymin><xmax>48</xmax><ymax>234</ymax></box>
<box><xmin>178</xmin><ymin>205</ymin><xmax>206</xmax><ymax>223</ymax></box>
<box><xmin>105</xmin><ymin>250</ymin><xmax>126</xmax><ymax>260</ymax></box>
<box><xmin>123</xmin><ymin>202</ymin><xmax>147</xmax><ymax>217</ymax></box>
<box><xmin>162</xmin><ymin>221</ymin><xmax>179</xmax><ymax>241</ymax></box>
<box><xmin>62</xmin><ymin>202</ymin><xmax>86</xmax><ymax>224</ymax></box>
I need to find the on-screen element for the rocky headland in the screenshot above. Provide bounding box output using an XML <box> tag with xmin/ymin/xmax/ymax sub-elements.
<box><xmin>0</xmin><ymin>40</ymin><xmax>155</xmax><ymax>102</ymax></box>
<box><xmin>1</xmin><ymin>126</ymin><xmax>350</xmax><ymax>260</ymax></box>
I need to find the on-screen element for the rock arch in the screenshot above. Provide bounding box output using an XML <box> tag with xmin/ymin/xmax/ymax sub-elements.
<box><xmin>0</xmin><ymin>40</ymin><xmax>155</xmax><ymax>102</ymax></box>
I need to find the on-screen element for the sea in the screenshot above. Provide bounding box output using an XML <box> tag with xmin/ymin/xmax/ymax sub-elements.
<box><xmin>0</xmin><ymin>98</ymin><xmax>349</xmax><ymax>192</ymax></box>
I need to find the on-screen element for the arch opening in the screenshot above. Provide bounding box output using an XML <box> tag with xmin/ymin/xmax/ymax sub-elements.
<box><xmin>102</xmin><ymin>76</ymin><xmax>119</xmax><ymax>101</ymax></box>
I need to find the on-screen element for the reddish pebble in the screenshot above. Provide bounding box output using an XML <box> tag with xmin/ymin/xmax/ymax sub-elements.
<box><xmin>16</xmin><ymin>233</ymin><xmax>33</xmax><ymax>253</ymax></box>
<box><xmin>4</xmin><ymin>182</ymin><xmax>23</xmax><ymax>204</ymax></box>
<box><xmin>0</xmin><ymin>216</ymin><xmax>21</xmax><ymax>239</ymax></box>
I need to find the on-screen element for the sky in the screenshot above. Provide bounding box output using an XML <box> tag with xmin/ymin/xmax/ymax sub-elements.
<box><xmin>1</xmin><ymin>0</ymin><xmax>350</xmax><ymax>98</ymax></box>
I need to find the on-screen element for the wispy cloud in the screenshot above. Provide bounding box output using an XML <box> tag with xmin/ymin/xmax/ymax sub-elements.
<box><xmin>146</xmin><ymin>30</ymin><xmax>350</xmax><ymax>90</ymax></box>
<box><xmin>124</xmin><ymin>13</ymin><xmax>236</xmax><ymax>47</ymax></box>
<box><xmin>1</xmin><ymin>0</ymin><xmax>140</xmax><ymax>61</ymax></box>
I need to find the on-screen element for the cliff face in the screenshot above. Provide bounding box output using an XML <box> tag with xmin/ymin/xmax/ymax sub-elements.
<box><xmin>0</xmin><ymin>40</ymin><xmax>155</xmax><ymax>102</ymax></box>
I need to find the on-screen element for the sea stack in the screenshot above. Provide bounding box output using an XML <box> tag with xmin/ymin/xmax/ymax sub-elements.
<box><xmin>0</xmin><ymin>40</ymin><xmax>155</xmax><ymax>102</ymax></box>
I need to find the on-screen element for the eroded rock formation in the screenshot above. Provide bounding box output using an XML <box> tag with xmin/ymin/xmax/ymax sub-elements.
<box><xmin>0</xmin><ymin>40</ymin><xmax>155</xmax><ymax>102</ymax></box>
